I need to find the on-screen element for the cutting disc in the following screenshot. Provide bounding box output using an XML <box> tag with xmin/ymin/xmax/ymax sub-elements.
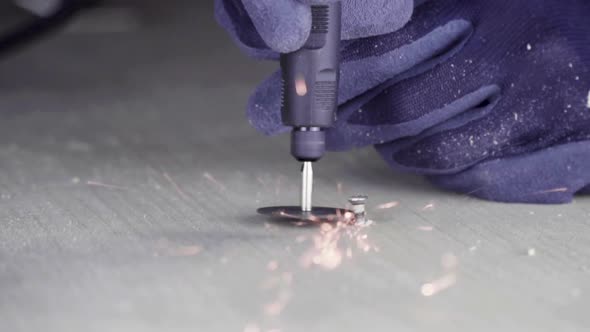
<box><xmin>257</xmin><ymin>206</ymin><xmax>354</xmax><ymax>224</ymax></box>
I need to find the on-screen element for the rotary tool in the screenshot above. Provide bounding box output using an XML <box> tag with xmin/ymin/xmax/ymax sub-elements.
<box><xmin>280</xmin><ymin>2</ymin><xmax>341</xmax><ymax>212</ymax></box>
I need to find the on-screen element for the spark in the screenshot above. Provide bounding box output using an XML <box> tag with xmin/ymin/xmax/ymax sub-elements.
<box><xmin>267</xmin><ymin>260</ymin><xmax>279</xmax><ymax>271</ymax></box>
<box><xmin>422</xmin><ymin>202</ymin><xmax>435</xmax><ymax>211</ymax></box>
<box><xmin>203</xmin><ymin>172</ymin><xmax>226</xmax><ymax>192</ymax></box>
<box><xmin>528</xmin><ymin>248</ymin><xmax>536</xmax><ymax>256</ymax></box>
<box><xmin>167</xmin><ymin>245</ymin><xmax>202</xmax><ymax>257</ymax></box>
<box><xmin>534</xmin><ymin>187</ymin><xmax>568</xmax><ymax>194</ymax></box>
<box><xmin>376</xmin><ymin>201</ymin><xmax>399</xmax><ymax>209</ymax></box>
<box><xmin>417</xmin><ymin>226</ymin><xmax>434</xmax><ymax>231</ymax></box>
<box><xmin>155</xmin><ymin>238</ymin><xmax>202</xmax><ymax>257</ymax></box>
<box><xmin>300</xmin><ymin>217</ymin><xmax>377</xmax><ymax>270</ymax></box>
<box><xmin>264</xmin><ymin>289</ymin><xmax>292</xmax><ymax>316</ymax></box>
<box><xmin>587</xmin><ymin>90</ymin><xmax>590</xmax><ymax>109</ymax></box>
<box><xmin>526</xmin><ymin>43</ymin><xmax>532</xmax><ymax>51</ymax></box>
<box><xmin>421</xmin><ymin>274</ymin><xmax>457</xmax><ymax>297</ymax></box>
<box><xmin>86</xmin><ymin>180</ymin><xmax>130</xmax><ymax>191</ymax></box>
<box><xmin>163</xmin><ymin>172</ymin><xmax>190</xmax><ymax>201</ymax></box>
<box><xmin>337</xmin><ymin>182</ymin><xmax>343</xmax><ymax>195</ymax></box>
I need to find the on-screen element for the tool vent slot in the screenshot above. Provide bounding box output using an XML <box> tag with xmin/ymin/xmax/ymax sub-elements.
<box><xmin>314</xmin><ymin>81</ymin><xmax>337</xmax><ymax>112</ymax></box>
<box><xmin>280</xmin><ymin>77</ymin><xmax>286</xmax><ymax>111</ymax></box>
<box><xmin>311</xmin><ymin>5</ymin><xmax>329</xmax><ymax>34</ymax></box>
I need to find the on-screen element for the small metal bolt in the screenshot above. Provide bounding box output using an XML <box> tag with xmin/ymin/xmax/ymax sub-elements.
<box><xmin>348</xmin><ymin>195</ymin><xmax>368</xmax><ymax>223</ymax></box>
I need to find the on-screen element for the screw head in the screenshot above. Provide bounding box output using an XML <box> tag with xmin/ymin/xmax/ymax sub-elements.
<box><xmin>348</xmin><ymin>195</ymin><xmax>368</xmax><ymax>205</ymax></box>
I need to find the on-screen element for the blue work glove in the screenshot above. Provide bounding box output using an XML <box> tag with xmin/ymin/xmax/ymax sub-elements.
<box><xmin>217</xmin><ymin>0</ymin><xmax>590</xmax><ymax>204</ymax></box>
<box><xmin>215</xmin><ymin>0</ymin><xmax>414</xmax><ymax>57</ymax></box>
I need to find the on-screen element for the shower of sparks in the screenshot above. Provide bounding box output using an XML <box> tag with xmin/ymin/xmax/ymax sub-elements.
<box><xmin>163</xmin><ymin>172</ymin><xmax>190</xmax><ymax>201</ymax></box>
<box><xmin>300</xmin><ymin>220</ymin><xmax>377</xmax><ymax>270</ymax></box>
<box><xmin>250</xmin><ymin>214</ymin><xmax>377</xmax><ymax>331</ymax></box>
<box><xmin>376</xmin><ymin>201</ymin><xmax>399</xmax><ymax>210</ymax></box>
<box><xmin>422</xmin><ymin>202</ymin><xmax>435</xmax><ymax>211</ymax></box>
<box><xmin>86</xmin><ymin>180</ymin><xmax>130</xmax><ymax>191</ymax></box>
<box><xmin>203</xmin><ymin>172</ymin><xmax>226</xmax><ymax>192</ymax></box>
<box><xmin>534</xmin><ymin>187</ymin><xmax>568</xmax><ymax>194</ymax></box>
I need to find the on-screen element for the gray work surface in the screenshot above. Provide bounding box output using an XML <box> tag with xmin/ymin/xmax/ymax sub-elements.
<box><xmin>1</xmin><ymin>2</ymin><xmax>589</xmax><ymax>332</ymax></box>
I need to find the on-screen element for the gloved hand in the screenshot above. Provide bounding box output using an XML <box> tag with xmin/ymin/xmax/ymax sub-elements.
<box><xmin>215</xmin><ymin>0</ymin><xmax>414</xmax><ymax>58</ymax></box>
<box><xmin>217</xmin><ymin>0</ymin><xmax>590</xmax><ymax>204</ymax></box>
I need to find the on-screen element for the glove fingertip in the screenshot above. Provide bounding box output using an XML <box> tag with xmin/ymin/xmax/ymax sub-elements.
<box><xmin>247</xmin><ymin>71</ymin><xmax>289</xmax><ymax>136</ymax></box>
<box><xmin>242</xmin><ymin>0</ymin><xmax>311</xmax><ymax>53</ymax></box>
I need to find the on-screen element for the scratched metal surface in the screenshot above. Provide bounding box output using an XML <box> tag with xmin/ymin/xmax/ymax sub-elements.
<box><xmin>0</xmin><ymin>2</ymin><xmax>589</xmax><ymax>331</ymax></box>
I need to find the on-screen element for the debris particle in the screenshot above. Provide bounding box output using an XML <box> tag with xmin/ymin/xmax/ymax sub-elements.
<box><xmin>71</xmin><ymin>177</ymin><xmax>80</xmax><ymax>184</ymax></box>
<box><xmin>526</xmin><ymin>43</ymin><xmax>532</xmax><ymax>51</ymax></box>
<box><xmin>527</xmin><ymin>248</ymin><xmax>536</xmax><ymax>256</ymax></box>
<box><xmin>376</xmin><ymin>201</ymin><xmax>399</xmax><ymax>210</ymax></box>
<box><xmin>586</xmin><ymin>90</ymin><xmax>590</xmax><ymax>109</ymax></box>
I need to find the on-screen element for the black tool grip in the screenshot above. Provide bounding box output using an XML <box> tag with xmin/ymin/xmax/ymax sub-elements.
<box><xmin>280</xmin><ymin>2</ymin><xmax>341</xmax><ymax>161</ymax></box>
<box><xmin>280</xmin><ymin>3</ymin><xmax>341</xmax><ymax>128</ymax></box>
